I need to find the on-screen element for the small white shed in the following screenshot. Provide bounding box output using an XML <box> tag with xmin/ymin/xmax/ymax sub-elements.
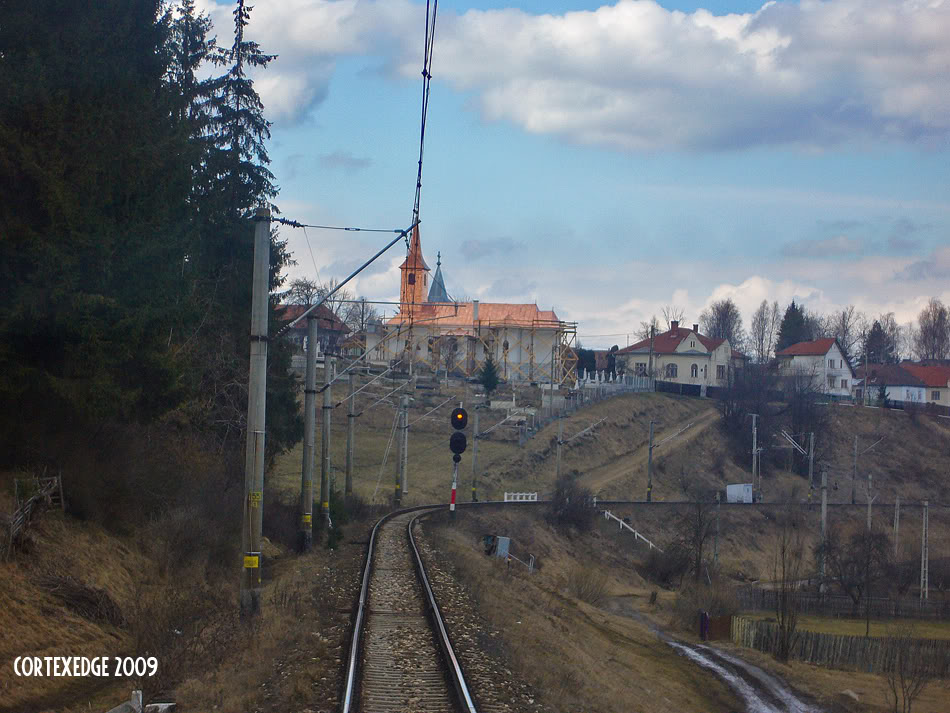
<box><xmin>726</xmin><ymin>483</ymin><xmax>754</xmax><ymax>504</ymax></box>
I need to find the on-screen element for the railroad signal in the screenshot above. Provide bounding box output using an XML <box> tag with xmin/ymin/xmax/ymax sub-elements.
<box><xmin>450</xmin><ymin>431</ymin><xmax>467</xmax><ymax>455</ymax></box>
<box><xmin>451</xmin><ymin>407</ymin><xmax>468</xmax><ymax>430</ymax></box>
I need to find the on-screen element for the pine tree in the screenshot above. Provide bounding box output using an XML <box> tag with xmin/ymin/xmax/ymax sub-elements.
<box><xmin>776</xmin><ymin>301</ymin><xmax>809</xmax><ymax>353</ymax></box>
<box><xmin>479</xmin><ymin>355</ymin><xmax>501</xmax><ymax>398</ymax></box>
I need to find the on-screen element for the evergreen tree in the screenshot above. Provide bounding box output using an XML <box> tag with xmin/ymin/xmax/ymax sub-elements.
<box><xmin>775</xmin><ymin>301</ymin><xmax>809</xmax><ymax>353</ymax></box>
<box><xmin>479</xmin><ymin>355</ymin><xmax>500</xmax><ymax>398</ymax></box>
<box><xmin>864</xmin><ymin>320</ymin><xmax>896</xmax><ymax>364</ymax></box>
<box><xmin>0</xmin><ymin>0</ymin><xmax>193</xmax><ymax>449</ymax></box>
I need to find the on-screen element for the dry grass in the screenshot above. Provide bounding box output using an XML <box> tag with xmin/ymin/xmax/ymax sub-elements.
<box><xmin>748</xmin><ymin>614</ymin><xmax>950</xmax><ymax>640</ymax></box>
<box><xmin>423</xmin><ymin>507</ymin><xmax>743</xmax><ymax>713</ymax></box>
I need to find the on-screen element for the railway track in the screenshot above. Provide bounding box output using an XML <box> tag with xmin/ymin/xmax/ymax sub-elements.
<box><xmin>342</xmin><ymin>507</ymin><xmax>476</xmax><ymax>713</ymax></box>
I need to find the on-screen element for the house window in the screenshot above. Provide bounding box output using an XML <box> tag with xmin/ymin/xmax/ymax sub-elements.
<box><xmin>839</xmin><ymin>359</ymin><xmax>843</xmax><ymax>368</ymax></box>
<box><xmin>827</xmin><ymin>375</ymin><xmax>835</xmax><ymax>389</ymax></box>
<box><xmin>635</xmin><ymin>362</ymin><xmax>647</xmax><ymax>376</ymax></box>
<box><xmin>841</xmin><ymin>379</ymin><xmax>847</xmax><ymax>389</ymax></box>
<box><xmin>690</xmin><ymin>364</ymin><xmax>698</xmax><ymax>378</ymax></box>
<box><xmin>716</xmin><ymin>365</ymin><xmax>725</xmax><ymax>379</ymax></box>
<box><xmin>666</xmin><ymin>363</ymin><xmax>678</xmax><ymax>378</ymax></box>
<box><xmin>691</xmin><ymin>340</ymin><xmax>695</xmax><ymax>348</ymax></box>
<box><xmin>424</xmin><ymin>274</ymin><xmax>427</xmax><ymax>286</ymax></box>
<box><xmin>828</xmin><ymin>359</ymin><xmax>834</xmax><ymax>369</ymax></box>
<box><xmin>933</xmin><ymin>391</ymin><xmax>941</xmax><ymax>401</ymax></box>
<box><xmin>408</xmin><ymin>273</ymin><xmax>415</xmax><ymax>285</ymax></box>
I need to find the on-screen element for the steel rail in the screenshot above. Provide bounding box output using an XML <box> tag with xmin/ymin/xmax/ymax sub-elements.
<box><xmin>408</xmin><ymin>511</ymin><xmax>478</xmax><ymax>713</ymax></box>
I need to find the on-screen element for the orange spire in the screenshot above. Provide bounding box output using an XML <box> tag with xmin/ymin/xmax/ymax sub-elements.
<box><xmin>400</xmin><ymin>224</ymin><xmax>430</xmax><ymax>271</ymax></box>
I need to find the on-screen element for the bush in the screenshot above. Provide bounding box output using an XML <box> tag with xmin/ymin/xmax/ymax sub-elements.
<box><xmin>642</xmin><ymin>542</ymin><xmax>691</xmax><ymax>588</ymax></box>
<box><xmin>545</xmin><ymin>476</ymin><xmax>595</xmax><ymax>533</ymax></box>
<box><xmin>566</xmin><ymin>564</ymin><xmax>609</xmax><ymax>606</ymax></box>
<box><xmin>671</xmin><ymin>581</ymin><xmax>740</xmax><ymax>632</ymax></box>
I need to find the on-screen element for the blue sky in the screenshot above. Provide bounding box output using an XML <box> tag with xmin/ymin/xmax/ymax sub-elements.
<box><xmin>199</xmin><ymin>0</ymin><xmax>950</xmax><ymax>349</ymax></box>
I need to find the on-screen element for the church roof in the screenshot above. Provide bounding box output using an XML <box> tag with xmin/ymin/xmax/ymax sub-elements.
<box><xmin>389</xmin><ymin>302</ymin><xmax>561</xmax><ymax>329</ymax></box>
<box><xmin>427</xmin><ymin>252</ymin><xmax>451</xmax><ymax>303</ymax></box>
<box><xmin>399</xmin><ymin>225</ymin><xmax>430</xmax><ymax>271</ymax></box>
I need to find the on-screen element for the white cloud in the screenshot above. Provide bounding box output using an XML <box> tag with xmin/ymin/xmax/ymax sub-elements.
<box><xmin>198</xmin><ymin>0</ymin><xmax>950</xmax><ymax>148</ymax></box>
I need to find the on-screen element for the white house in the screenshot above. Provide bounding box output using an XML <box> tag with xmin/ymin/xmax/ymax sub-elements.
<box><xmin>615</xmin><ymin>321</ymin><xmax>745</xmax><ymax>387</ymax></box>
<box><xmin>775</xmin><ymin>338</ymin><xmax>854</xmax><ymax>398</ymax></box>
<box><xmin>854</xmin><ymin>363</ymin><xmax>927</xmax><ymax>404</ymax></box>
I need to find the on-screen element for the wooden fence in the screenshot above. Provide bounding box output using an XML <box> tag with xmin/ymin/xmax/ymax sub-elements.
<box><xmin>6</xmin><ymin>474</ymin><xmax>63</xmax><ymax>556</ymax></box>
<box><xmin>731</xmin><ymin>616</ymin><xmax>950</xmax><ymax>675</ymax></box>
<box><xmin>737</xmin><ymin>586</ymin><xmax>950</xmax><ymax>620</ymax></box>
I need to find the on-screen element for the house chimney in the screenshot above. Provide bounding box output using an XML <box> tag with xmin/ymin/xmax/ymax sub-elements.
<box><xmin>473</xmin><ymin>299</ymin><xmax>479</xmax><ymax>322</ymax></box>
<box><xmin>693</xmin><ymin>323</ymin><xmax>699</xmax><ymax>333</ymax></box>
<box><xmin>670</xmin><ymin>320</ymin><xmax>678</xmax><ymax>331</ymax></box>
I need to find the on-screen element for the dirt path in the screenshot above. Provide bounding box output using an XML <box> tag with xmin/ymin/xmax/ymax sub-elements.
<box><xmin>583</xmin><ymin>406</ymin><xmax>720</xmax><ymax>495</ymax></box>
<box><xmin>605</xmin><ymin>597</ymin><xmax>821</xmax><ymax>713</ymax></box>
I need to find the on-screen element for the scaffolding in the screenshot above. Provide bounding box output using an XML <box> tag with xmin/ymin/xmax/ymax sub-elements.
<box><xmin>371</xmin><ymin>311</ymin><xmax>578</xmax><ymax>386</ymax></box>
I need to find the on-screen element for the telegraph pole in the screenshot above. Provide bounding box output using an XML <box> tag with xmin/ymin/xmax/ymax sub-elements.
<box><xmin>893</xmin><ymin>496</ymin><xmax>900</xmax><ymax>557</ymax></box>
<box><xmin>398</xmin><ymin>394</ymin><xmax>409</xmax><ymax>497</ymax></box>
<box><xmin>921</xmin><ymin>500</ymin><xmax>929</xmax><ymax>602</ymax></box>
<box><xmin>471</xmin><ymin>409</ymin><xmax>479</xmax><ymax>502</ymax></box>
<box><xmin>807</xmin><ymin>432</ymin><xmax>814</xmax><ymax>490</ymax></box>
<box><xmin>851</xmin><ymin>434</ymin><xmax>867</xmax><ymax>505</ymax></box>
<box><xmin>750</xmin><ymin>413</ymin><xmax>758</xmax><ymax>497</ymax></box>
<box><xmin>345</xmin><ymin>372</ymin><xmax>355</xmax><ymax>497</ymax></box>
<box><xmin>298</xmin><ymin>315</ymin><xmax>318</xmax><ymax>552</ymax></box>
<box><xmin>320</xmin><ymin>357</ymin><xmax>333</xmax><ymax>525</ymax></box>
<box><xmin>820</xmin><ymin>466</ymin><xmax>828</xmax><ymax>585</ymax></box>
<box><xmin>714</xmin><ymin>491</ymin><xmax>720</xmax><ymax>566</ymax></box>
<box><xmin>556</xmin><ymin>418</ymin><xmax>564</xmax><ymax>480</ymax></box>
<box><xmin>647</xmin><ymin>419</ymin><xmax>655</xmax><ymax>502</ymax></box>
<box><xmin>240</xmin><ymin>208</ymin><xmax>270</xmax><ymax>616</ymax></box>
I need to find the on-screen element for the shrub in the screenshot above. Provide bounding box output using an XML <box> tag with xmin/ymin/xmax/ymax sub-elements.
<box><xmin>642</xmin><ymin>542</ymin><xmax>691</xmax><ymax>588</ymax></box>
<box><xmin>566</xmin><ymin>564</ymin><xmax>609</xmax><ymax>606</ymax></box>
<box><xmin>671</xmin><ymin>581</ymin><xmax>740</xmax><ymax>632</ymax></box>
<box><xmin>545</xmin><ymin>476</ymin><xmax>595</xmax><ymax>533</ymax></box>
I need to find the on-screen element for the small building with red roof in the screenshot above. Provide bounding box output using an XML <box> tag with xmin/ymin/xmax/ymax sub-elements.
<box><xmin>776</xmin><ymin>337</ymin><xmax>854</xmax><ymax>398</ymax></box>
<box><xmin>615</xmin><ymin>321</ymin><xmax>744</xmax><ymax>388</ymax></box>
<box><xmin>899</xmin><ymin>363</ymin><xmax>950</xmax><ymax>405</ymax></box>
<box><xmin>276</xmin><ymin>303</ymin><xmax>350</xmax><ymax>356</ymax></box>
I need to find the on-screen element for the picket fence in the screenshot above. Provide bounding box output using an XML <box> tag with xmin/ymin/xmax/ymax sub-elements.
<box><xmin>731</xmin><ymin>616</ymin><xmax>950</xmax><ymax>675</ymax></box>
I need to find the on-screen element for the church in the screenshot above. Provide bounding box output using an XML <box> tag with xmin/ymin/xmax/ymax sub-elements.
<box><xmin>366</xmin><ymin>227</ymin><xmax>577</xmax><ymax>386</ymax></box>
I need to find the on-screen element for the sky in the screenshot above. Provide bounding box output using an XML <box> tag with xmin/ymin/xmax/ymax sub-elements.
<box><xmin>197</xmin><ymin>0</ymin><xmax>950</xmax><ymax>349</ymax></box>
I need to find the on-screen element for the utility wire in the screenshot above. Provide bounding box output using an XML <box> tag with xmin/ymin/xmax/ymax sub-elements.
<box><xmin>411</xmin><ymin>0</ymin><xmax>438</xmax><ymax>228</ymax></box>
<box><xmin>408</xmin><ymin>396</ymin><xmax>454</xmax><ymax>428</ymax></box>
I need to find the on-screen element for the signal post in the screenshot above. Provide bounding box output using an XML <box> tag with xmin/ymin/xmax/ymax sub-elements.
<box><xmin>449</xmin><ymin>406</ymin><xmax>468</xmax><ymax>520</ymax></box>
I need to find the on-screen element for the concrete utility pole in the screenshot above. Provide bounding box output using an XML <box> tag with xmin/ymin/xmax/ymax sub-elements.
<box><xmin>556</xmin><ymin>417</ymin><xmax>564</xmax><ymax>480</ymax></box>
<box><xmin>852</xmin><ymin>435</ymin><xmax>858</xmax><ymax>505</ymax></box>
<box><xmin>647</xmin><ymin>419</ymin><xmax>655</xmax><ymax>502</ymax></box>
<box><xmin>321</xmin><ymin>357</ymin><xmax>333</xmax><ymax>525</ymax></box>
<box><xmin>893</xmin><ymin>496</ymin><xmax>901</xmax><ymax>556</ymax></box>
<box><xmin>807</xmin><ymin>432</ymin><xmax>814</xmax><ymax>490</ymax></box>
<box><xmin>749</xmin><ymin>413</ymin><xmax>759</xmax><ymax>491</ymax></box>
<box><xmin>298</xmin><ymin>315</ymin><xmax>318</xmax><ymax>551</ymax></box>
<box><xmin>240</xmin><ymin>208</ymin><xmax>270</xmax><ymax>616</ymax></box>
<box><xmin>714</xmin><ymin>491</ymin><xmax>720</xmax><ymax>566</ymax></box>
<box><xmin>345</xmin><ymin>372</ymin><xmax>355</xmax><ymax>497</ymax></box>
<box><xmin>820</xmin><ymin>466</ymin><xmax>828</xmax><ymax>585</ymax></box>
<box><xmin>921</xmin><ymin>500</ymin><xmax>929</xmax><ymax>602</ymax></box>
<box><xmin>398</xmin><ymin>394</ymin><xmax>409</xmax><ymax>497</ymax></box>
<box><xmin>471</xmin><ymin>409</ymin><xmax>479</xmax><ymax>502</ymax></box>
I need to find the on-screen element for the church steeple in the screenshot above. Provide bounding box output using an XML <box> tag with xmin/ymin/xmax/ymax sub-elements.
<box><xmin>427</xmin><ymin>251</ymin><xmax>451</xmax><ymax>303</ymax></box>
<box><xmin>399</xmin><ymin>225</ymin><xmax>430</xmax><ymax>314</ymax></box>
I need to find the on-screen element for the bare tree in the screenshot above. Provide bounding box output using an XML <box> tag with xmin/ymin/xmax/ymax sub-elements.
<box><xmin>772</xmin><ymin>502</ymin><xmax>805</xmax><ymax>662</ymax></box>
<box><xmin>827</xmin><ymin>305</ymin><xmax>867</xmax><ymax>362</ymax></box>
<box><xmin>286</xmin><ymin>277</ymin><xmax>320</xmax><ymax>306</ymax></box>
<box><xmin>884</xmin><ymin>620</ymin><xmax>936</xmax><ymax>713</ymax></box>
<box><xmin>636</xmin><ymin>315</ymin><xmax>662</xmax><ymax>341</ymax></box>
<box><xmin>914</xmin><ymin>297</ymin><xmax>950</xmax><ymax>361</ymax></box>
<box><xmin>700</xmin><ymin>298</ymin><xmax>745</xmax><ymax>350</ymax></box>
<box><xmin>316</xmin><ymin>277</ymin><xmax>353</xmax><ymax>320</ymax></box>
<box><xmin>750</xmin><ymin>300</ymin><xmax>783</xmax><ymax>363</ymax></box>
<box><xmin>343</xmin><ymin>296</ymin><xmax>381</xmax><ymax>333</ymax></box>
<box><xmin>661</xmin><ymin>305</ymin><xmax>686</xmax><ymax>330</ymax></box>
<box><xmin>817</xmin><ymin>526</ymin><xmax>891</xmax><ymax>618</ymax></box>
